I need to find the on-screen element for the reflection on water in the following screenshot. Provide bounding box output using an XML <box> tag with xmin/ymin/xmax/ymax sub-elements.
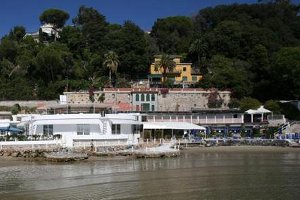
<box><xmin>0</xmin><ymin>149</ymin><xmax>300</xmax><ymax>200</ymax></box>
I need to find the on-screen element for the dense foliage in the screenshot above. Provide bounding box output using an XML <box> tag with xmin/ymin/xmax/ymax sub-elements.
<box><xmin>0</xmin><ymin>2</ymin><xmax>299</xmax><ymax>105</ymax></box>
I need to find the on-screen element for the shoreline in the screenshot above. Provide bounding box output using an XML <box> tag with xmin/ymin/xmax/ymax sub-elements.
<box><xmin>0</xmin><ymin>145</ymin><xmax>299</xmax><ymax>166</ymax></box>
<box><xmin>183</xmin><ymin>145</ymin><xmax>300</xmax><ymax>153</ymax></box>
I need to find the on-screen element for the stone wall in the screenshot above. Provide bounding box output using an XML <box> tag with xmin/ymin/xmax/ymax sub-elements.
<box><xmin>157</xmin><ymin>90</ymin><xmax>230</xmax><ymax>112</ymax></box>
<box><xmin>0</xmin><ymin>100</ymin><xmax>58</xmax><ymax>108</ymax></box>
<box><xmin>64</xmin><ymin>88</ymin><xmax>231</xmax><ymax>112</ymax></box>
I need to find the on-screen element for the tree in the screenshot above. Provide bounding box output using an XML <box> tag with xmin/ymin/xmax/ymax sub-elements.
<box><xmin>189</xmin><ymin>35</ymin><xmax>208</xmax><ymax>72</ymax></box>
<box><xmin>154</xmin><ymin>54</ymin><xmax>176</xmax><ymax>85</ymax></box>
<box><xmin>151</xmin><ymin>16</ymin><xmax>194</xmax><ymax>54</ymax></box>
<box><xmin>73</xmin><ymin>6</ymin><xmax>108</xmax><ymax>52</ymax></box>
<box><xmin>228</xmin><ymin>98</ymin><xmax>241</xmax><ymax>109</ymax></box>
<box><xmin>264</xmin><ymin>100</ymin><xmax>281</xmax><ymax>114</ymax></box>
<box><xmin>208</xmin><ymin>20</ymin><xmax>244</xmax><ymax>58</ymax></box>
<box><xmin>270</xmin><ymin>47</ymin><xmax>300</xmax><ymax>100</ymax></box>
<box><xmin>207</xmin><ymin>89</ymin><xmax>224</xmax><ymax>108</ymax></box>
<box><xmin>109</xmin><ymin>21</ymin><xmax>149</xmax><ymax>77</ymax></box>
<box><xmin>39</xmin><ymin>9</ymin><xmax>70</xmax><ymax>28</ymax></box>
<box><xmin>34</xmin><ymin>43</ymin><xmax>73</xmax><ymax>87</ymax></box>
<box><xmin>239</xmin><ymin>97</ymin><xmax>261</xmax><ymax>112</ymax></box>
<box><xmin>59</xmin><ymin>26</ymin><xmax>84</xmax><ymax>56</ymax></box>
<box><xmin>0</xmin><ymin>38</ymin><xmax>19</xmax><ymax>62</ymax></box>
<box><xmin>11</xmin><ymin>104</ymin><xmax>21</xmax><ymax>115</ymax></box>
<box><xmin>199</xmin><ymin>55</ymin><xmax>252</xmax><ymax>98</ymax></box>
<box><xmin>0</xmin><ymin>59</ymin><xmax>26</xmax><ymax>78</ymax></box>
<box><xmin>8</xmin><ymin>26</ymin><xmax>26</xmax><ymax>42</ymax></box>
<box><xmin>103</xmin><ymin>51</ymin><xmax>119</xmax><ymax>87</ymax></box>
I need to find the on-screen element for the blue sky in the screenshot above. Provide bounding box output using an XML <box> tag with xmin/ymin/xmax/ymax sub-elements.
<box><xmin>1</xmin><ymin>0</ymin><xmax>300</xmax><ymax>37</ymax></box>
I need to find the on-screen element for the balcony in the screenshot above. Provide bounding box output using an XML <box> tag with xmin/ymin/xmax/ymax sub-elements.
<box><xmin>146</xmin><ymin>114</ymin><xmax>244</xmax><ymax>125</ymax></box>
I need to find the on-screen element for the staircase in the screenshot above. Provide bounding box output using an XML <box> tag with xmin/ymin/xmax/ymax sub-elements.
<box><xmin>277</xmin><ymin>122</ymin><xmax>290</xmax><ymax>134</ymax></box>
<box><xmin>289</xmin><ymin>121</ymin><xmax>300</xmax><ymax>133</ymax></box>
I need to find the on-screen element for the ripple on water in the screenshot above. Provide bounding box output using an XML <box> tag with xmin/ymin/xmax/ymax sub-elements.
<box><xmin>0</xmin><ymin>149</ymin><xmax>299</xmax><ymax>199</ymax></box>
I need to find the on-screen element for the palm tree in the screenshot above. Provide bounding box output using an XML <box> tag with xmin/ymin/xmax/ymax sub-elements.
<box><xmin>103</xmin><ymin>51</ymin><xmax>119</xmax><ymax>87</ymax></box>
<box><xmin>154</xmin><ymin>54</ymin><xmax>176</xmax><ymax>85</ymax></box>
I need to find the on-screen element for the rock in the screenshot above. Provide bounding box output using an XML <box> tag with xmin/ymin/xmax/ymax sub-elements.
<box><xmin>3</xmin><ymin>152</ymin><xmax>11</xmax><ymax>157</ymax></box>
<box><xmin>44</xmin><ymin>152</ymin><xmax>88</xmax><ymax>162</ymax></box>
<box><xmin>11</xmin><ymin>152</ymin><xmax>20</xmax><ymax>157</ymax></box>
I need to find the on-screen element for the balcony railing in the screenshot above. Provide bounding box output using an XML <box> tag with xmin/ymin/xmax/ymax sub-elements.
<box><xmin>147</xmin><ymin>115</ymin><xmax>244</xmax><ymax>124</ymax></box>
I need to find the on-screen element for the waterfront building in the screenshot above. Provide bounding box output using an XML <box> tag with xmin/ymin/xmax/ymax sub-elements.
<box><xmin>19</xmin><ymin>113</ymin><xmax>143</xmax><ymax>147</ymax></box>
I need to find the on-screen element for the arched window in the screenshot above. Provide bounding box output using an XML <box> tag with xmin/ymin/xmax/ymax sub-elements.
<box><xmin>135</xmin><ymin>94</ymin><xmax>139</xmax><ymax>101</ymax></box>
<box><xmin>141</xmin><ymin>94</ymin><xmax>145</xmax><ymax>101</ymax></box>
<box><xmin>151</xmin><ymin>94</ymin><xmax>155</xmax><ymax>101</ymax></box>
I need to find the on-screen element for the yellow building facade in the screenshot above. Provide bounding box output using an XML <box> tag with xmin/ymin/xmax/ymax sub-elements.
<box><xmin>149</xmin><ymin>55</ymin><xmax>202</xmax><ymax>85</ymax></box>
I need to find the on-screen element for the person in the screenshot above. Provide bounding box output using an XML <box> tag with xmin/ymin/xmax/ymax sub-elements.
<box><xmin>90</xmin><ymin>139</ymin><xmax>95</xmax><ymax>151</ymax></box>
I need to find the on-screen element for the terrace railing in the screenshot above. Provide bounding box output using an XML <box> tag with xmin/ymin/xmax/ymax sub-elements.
<box><xmin>147</xmin><ymin>115</ymin><xmax>243</xmax><ymax>124</ymax></box>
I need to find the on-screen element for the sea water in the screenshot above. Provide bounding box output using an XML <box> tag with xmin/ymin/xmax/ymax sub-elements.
<box><xmin>0</xmin><ymin>147</ymin><xmax>299</xmax><ymax>200</ymax></box>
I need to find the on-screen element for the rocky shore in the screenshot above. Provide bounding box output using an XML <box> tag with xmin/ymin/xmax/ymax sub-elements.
<box><xmin>179</xmin><ymin>139</ymin><xmax>292</xmax><ymax>148</ymax></box>
<box><xmin>0</xmin><ymin>140</ymin><xmax>297</xmax><ymax>162</ymax></box>
<box><xmin>0</xmin><ymin>143</ymin><xmax>180</xmax><ymax>162</ymax></box>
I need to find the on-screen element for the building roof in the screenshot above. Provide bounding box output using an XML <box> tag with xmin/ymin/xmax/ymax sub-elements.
<box><xmin>245</xmin><ymin>106</ymin><xmax>272</xmax><ymax>114</ymax></box>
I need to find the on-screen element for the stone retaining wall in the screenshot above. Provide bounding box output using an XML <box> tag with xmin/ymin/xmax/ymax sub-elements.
<box><xmin>0</xmin><ymin>100</ymin><xmax>58</xmax><ymax>108</ymax></box>
<box><xmin>200</xmin><ymin>139</ymin><xmax>290</xmax><ymax>147</ymax></box>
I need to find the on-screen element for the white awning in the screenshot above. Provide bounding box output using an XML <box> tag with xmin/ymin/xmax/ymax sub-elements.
<box><xmin>246</xmin><ymin>106</ymin><xmax>271</xmax><ymax>114</ymax></box>
<box><xmin>143</xmin><ymin>122</ymin><xmax>206</xmax><ymax>130</ymax></box>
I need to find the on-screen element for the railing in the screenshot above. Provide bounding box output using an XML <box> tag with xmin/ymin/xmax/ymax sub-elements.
<box><xmin>0</xmin><ymin>140</ymin><xmax>61</xmax><ymax>150</ymax></box>
<box><xmin>147</xmin><ymin>115</ymin><xmax>243</xmax><ymax>124</ymax></box>
<box><xmin>267</xmin><ymin>115</ymin><xmax>286</xmax><ymax>127</ymax></box>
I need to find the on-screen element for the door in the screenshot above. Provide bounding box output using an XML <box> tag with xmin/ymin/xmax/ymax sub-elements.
<box><xmin>141</xmin><ymin>103</ymin><xmax>150</xmax><ymax>111</ymax></box>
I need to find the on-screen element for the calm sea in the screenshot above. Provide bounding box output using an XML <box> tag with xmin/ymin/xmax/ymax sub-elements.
<box><xmin>0</xmin><ymin>147</ymin><xmax>299</xmax><ymax>200</ymax></box>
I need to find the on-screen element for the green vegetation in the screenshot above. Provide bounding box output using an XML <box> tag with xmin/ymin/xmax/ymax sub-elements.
<box><xmin>40</xmin><ymin>8</ymin><xmax>70</xmax><ymax>28</ymax></box>
<box><xmin>154</xmin><ymin>54</ymin><xmax>176</xmax><ymax>85</ymax></box>
<box><xmin>103</xmin><ymin>51</ymin><xmax>119</xmax><ymax>87</ymax></box>
<box><xmin>0</xmin><ymin>2</ymin><xmax>299</xmax><ymax>113</ymax></box>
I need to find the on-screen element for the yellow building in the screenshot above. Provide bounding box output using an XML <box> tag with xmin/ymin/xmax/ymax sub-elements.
<box><xmin>149</xmin><ymin>55</ymin><xmax>202</xmax><ymax>86</ymax></box>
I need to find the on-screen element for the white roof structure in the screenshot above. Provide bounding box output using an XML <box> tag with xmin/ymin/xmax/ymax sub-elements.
<box><xmin>245</xmin><ymin>106</ymin><xmax>271</xmax><ymax>115</ymax></box>
<box><xmin>18</xmin><ymin>113</ymin><xmax>142</xmax><ymax>127</ymax></box>
<box><xmin>143</xmin><ymin>122</ymin><xmax>206</xmax><ymax>130</ymax></box>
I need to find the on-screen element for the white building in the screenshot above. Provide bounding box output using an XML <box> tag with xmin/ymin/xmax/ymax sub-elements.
<box><xmin>19</xmin><ymin>113</ymin><xmax>142</xmax><ymax>148</ymax></box>
<box><xmin>24</xmin><ymin>23</ymin><xmax>61</xmax><ymax>42</ymax></box>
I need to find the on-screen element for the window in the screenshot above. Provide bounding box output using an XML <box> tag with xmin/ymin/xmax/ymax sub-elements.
<box><xmin>146</xmin><ymin>94</ymin><xmax>150</xmax><ymax>101</ymax></box>
<box><xmin>151</xmin><ymin>105</ymin><xmax>155</xmax><ymax>111</ymax></box>
<box><xmin>112</xmin><ymin>124</ymin><xmax>121</xmax><ymax>134</ymax></box>
<box><xmin>141</xmin><ymin>94</ymin><xmax>145</xmax><ymax>101</ymax></box>
<box><xmin>182</xmin><ymin>76</ymin><xmax>187</xmax><ymax>81</ymax></box>
<box><xmin>135</xmin><ymin>94</ymin><xmax>139</xmax><ymax>101</ymax></box>
<box><xmin>233</xmin><ymin>114</ymin><xmax>238</xmax><ymax>118</ymax></box>
<box><xmin>133</xmin><ymin>125</ymin><xmax>141</xmax><ymax>134</ymax></box>
<box><xmin>183</xmin><ymin>67</ymin><xmax>186</xmax><ymax>71</ymax></box>
<box><xmin>77</xmin><ymin>124</ymin><xmax>90</xmax><ymax>135</ymax></box>
<box><xmin>136</xmin><ymin>105</ymin><xmax>140</xmax><ymax>111</ymax></box>
<box><xmin>43</xmin><ymin>125</ymin><xmax>53</xmax><ymax>136</ymax></box>
<box><xmin>192</xmin><ymin>76</ymin><xmax>197</xmax><ymax>81</ymax></box>
<box><xmin>151</xmin><ymin>94</ymin><xmax>155</xmax><ymax>101</ymax></box>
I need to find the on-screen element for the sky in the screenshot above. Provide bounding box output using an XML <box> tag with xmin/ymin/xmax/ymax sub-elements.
<box><xmin>1</xmin><ymin>0</ymin><xmax>300</xmax><ymax>37</ymax></box>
